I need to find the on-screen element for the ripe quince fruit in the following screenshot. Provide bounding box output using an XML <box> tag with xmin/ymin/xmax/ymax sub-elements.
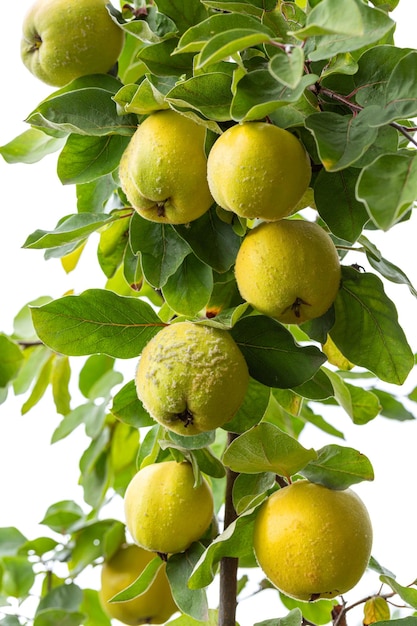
<box><xmin>135</xmin><ymin>321</ymin><xmax>249</xmax><ymax>435</ymax></box>
<box><xmin>207</xmin><ymin>121</ymin><xmax>311</xmax><ymax>221</ymax></box>
<box><xmin>235</xmin><ymin>219</ymin><xmax>341</xmax><ymax>324</ymax></box>
<box><xmin>21</xmin><ymin>0</ymin><xmax>125</xmax><ymax>86</ymax></box>
<box><xmin>253</xmin><ymin>480</ymin><xmax>373</xmax><ymax>601</ymax></box>
<box><xmin>119</xmin><ymin>110</ymin><xmax>214</xmax><ymax>224</ymax></box>
<box><xmin>124</xmin><ymin>460</ymin><xmax>214</xmax><ymax>554</ymax></box>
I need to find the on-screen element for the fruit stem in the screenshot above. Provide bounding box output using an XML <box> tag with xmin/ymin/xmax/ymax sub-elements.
<box><xmin>218</xmin><ymin>432</ymin><xmax>239</xmax><ymax>626</ymax></box>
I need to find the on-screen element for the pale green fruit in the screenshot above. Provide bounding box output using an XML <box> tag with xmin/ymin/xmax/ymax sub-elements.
<box><xmin>124</xmin><ymin>461</ymin><xmax>214</xmax><ymax>554</ymax></box>
<box><xmin>135</xmin><ymin>321</ymin><xmax>249</xmax><ymax>435</ymax></box>
<box><xmin>207</xmin><ymin>122</ymin><xmax>311</xmax><ymax>221</ymax></box>
<box><xmin>235</xmin><ymin>219</ymin><xmax>341</xmax><ymax>324</ymax></box>
<box><xmin>253</xmin><ymin>480</ymin><xmax>373</xmax><ymax>601</ymax></box>
<box><xmin>21</xmin><ymin>0</ymin><xmax>125</xmax><ymax>87</ymax></box>
<box><xmin>99</xmin><ymin>543</ymin><xmax>177</xmax><ymax>625</ymax></box>
<box><xmin>119</xmin><ymin>110</ymin><xmax>214</xmax><ymax>224</ymax></box>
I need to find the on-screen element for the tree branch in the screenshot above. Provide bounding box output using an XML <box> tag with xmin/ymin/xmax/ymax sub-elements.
<box><xmin>218</xmin><ymin>432</ymin><xmax>239</xmax><ymax>626</ymax></box>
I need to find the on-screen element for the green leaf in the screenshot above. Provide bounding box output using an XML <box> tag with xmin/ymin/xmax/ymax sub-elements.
<box><xmin>22</xmin><ymin>213</ymin><xmax>114</xmax><ymax>250</ymax></box>
<box><xmin>330</xmin><ymin>267</ymin><xmax>414</xmax><ymax>384</ymax></box>
<box><xmin>115</xmin><ymin>78</ymin><xmax>172</xmax><ymax>115</ymax></box>
<box><xmin>138</xmin><ymin>39</ymin><xmax>195</xmax><ymax>76</ymax></box>
<box><xmin>40</xmin><ymin>501</ymin><xmax>85</xmax><ymax>534</ymax></box>
<box><xmin>0</xmin><ymin>128</ymin><xmax>65</xmax><ymax>164</ymax></box>
<box><xmin>356</xmin><ymin>153</ymin><xmax>417</xmax><ymax>230</ymax></box>
<box><xmin>224</xmin><ymin>377</ymin><xmax>271</xmax><ymax>433</ymax></box>
<box><xmin>69</xmin><ymin>520</ymin><xmax>125</xmax><ymax>576</ymax></box>
<box><xmin>175</xmin><ymin>12</ymin><xmax>272</xmax><ymax>54</ymax></box>
<box><xmin>232</xmin><ymin>472</ymin><xmax>276</xmax><ymax>514</ymax></box>
<box><xmin>231</xmin><ymin>69</ymin><xmax>318</xmax><ymax>122</ymax></box>
<box><xmin>373</xmin><ymin>389</ymin><xmax>415</xmax><ymax>422</ymax></box>
<box><xmin>269</xmin><ymin>46</ymin><xmax>305</xmax><ymax>89</ymax></box>
<box><xmin>51</xmin><ymin>354</ymin><xmax>72</xmax><ymax>415</ymax></box>
<box><xmin>298</xmin><ymin>0</ymin><xmax>394</xmax><ymax>61</ymax></box>
<box><xmin>379</xmin><ymin>577</ymin><xmax>417</xmax><ymax>610</ymax></box>
<box><xmin>301</xmin><ymin>444</ymin><xmax>374</xmax><ymax>489</ymax></box>
<box><xmin>223</xmin><ymin>423</ymin><xmax>317</xmax><ymax>476</ymax></box>
<box><xmin>119</xmin><ymin>7</ymin><xmax>177</xmax><ymax>43</ymax></box>
<box><xmin>31</xmin><ymin>289</ymin><xmax>164</xmax><ymax>358</ymax></box>
<box><xmin>0</xmin><ymin>335</ymin><xmax>23</xmax><ymax>387</ymax></box>
<box><xmin>154</xmin><ymin>0</ymin><xmax>209</xmax><ymax>35</ymax></box>
<box><xmin>0</xmin><ymin>556</ymin><xmax>35</xmax><ymax>598</ymax></box>
<box><xmin>197</xmin><ymin>29</ymin><xmax>272</xmax><ymax>69</ymax></box>
<box><xmin>167</xmin><ymin>609</ymin><xmax>221</xmax><ymax>626</ymax></box>
<box><xmin>230</xmin><ymin>316</ymin><xmax>326</xmax><ymax>389</ymax></box>
<box><xmin>373</xmin><ymin>51</ymin><xmax>417</xmax><ymax>124</ymax></box>
<box><xmin>324</xmin><ymin>368</ymin><xmax>381</xmax><ymax>425</ymax></box>
<box><xmin>279</xmin><ymin>597</ymin><xmax>335</xmax><ymax>626</ymax></box>
<box><xmin>162</xmin><ymin>255</ymin><xmax>213</xmax><ymax>316</ymax></box>
<box><xmin>255</xmin><ymin>609</ymin><xmax>303</xmax><ymax>626</ymax></box>
<box><xmin>33</xmin><ymin>609</ymin><xmax>85</xmax><ymax>626</ymax></box>
<box><xmin>21</xmin><ymin>354</ymin><xmax>54</xmax><ymax>416</ymax></box>
<box><xmin>0</xmin><ymin>528</ymin><xmax>28</xmax><ymax>557</ymax></box>
<box><xmin>201</xmin><ymin>0</ymin><xmax>276</xmax><ymax>15</ymax></box>
<box><xmin>174</xmin><ymin>207</ymin><xmax>242</xmax><ymax>273</ymax></box>
<box><xmin>360</xmin><ymin>235</ymin><xmax>417</xmax><ymax>297</ymax></box>
<box><xmin>19</xmin><ymin>537</ymin><xmax>59</xmax><ymax>557</ymax></box>
<box><xmin>130</xmin><ymin>213</ymin><xmax>191</xmax><ymax>288</ymax></box>
<box><xmin>166</xmin><ymin>73</ymin><xmax>233</xmax><ymax>121</ymax></box>
<box><xmin>167</xmin><ymin>544</ymin><xmax>209</xmax><ymax>621</ymax></box>
<box><xmin>26</xmin><ymin>88</ymin><xmax>137</xmax><ymax>137</ymax></box>
<box><xmin>314</xmin><ymin>168</ymin><xmax>370</xmax><ymax>242</ymax></box>
<box><xmin>110</xmin><ymin>556</ymin><xmax>162</xmax><ymax>602</ymax></box>
<box><xmin>36</xmin><ymin>583</ymin><xmax>83</xmax><ymax>614</ymax></box>
<box><xmin>111</xmin><ymin>380</ymin><xmax>155</xmax><ymax>428</ymax></box>
<box><xmin>305</xmin><ymin>108</ymin><xmax>380</xmax><ymax>172</ymax></box>
<box><xmin>57</xmin><ymin>135</ymin><xmax>130</xmax><ymax>185</ymax></box>
<box><xmin>79</xmin><ymin>589</ymin><xmax>112</xmax><ymax>626</ymax></box>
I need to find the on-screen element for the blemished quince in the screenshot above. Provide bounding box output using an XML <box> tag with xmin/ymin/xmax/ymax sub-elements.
<box><xmin>207</xmin><ymin>121</ymin><xmax>311</xmax><ymax>221</ymax></box>
<box><xmin>253</xmin><ymin>480</ymin><xmax>373</xmax><ymax>601</ymax></box>
<box><xmin>234</xmin><ymin>219</ymin><xmax>341</xmax><ymax>324</ymax></box>
<box><xmin>124</xmin><ymin>460</ymin><xmax>214</xmax><ymax>554</ymax></box>
<box><xmin>99</xmin><ymin>543</ymin><xmax>177</xmax><ymax>625</ymax></box>
<box><xmin>20</xmin><ymin>0</ymin><xmax>125</xmax><ymax>87</ymax></box>
<box><xmin>119</xmin><ymin>110</ymin><xmax>214</xmax><ymax>224</ymax></box>
<box><xmin>135</xmin><ymin>321</ymin><xmax>249</xmax><ymax>435</ymax></box>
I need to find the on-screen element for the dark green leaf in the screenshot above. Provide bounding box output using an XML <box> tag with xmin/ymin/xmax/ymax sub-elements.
<box><xmin>130</xmin><ymin>213</ymin><xmax>191</xmax><ymax>288</ymax></box>
<box><xmin>162</xmin><ymin>255</ymin><xmax>213</xmax><ymax>316</ymax></box>
<box><xmin>22</xmin><ymin>213</ymin><xmax>113</xmax><ymax>250</ymax></box>
<box><xmin>356</xmin><ymin>153</ymin><xmax>417</xmax><ymax>230</ymax></box>
<box><xmin>232</xmin><ymin>472</ymin><xmax>276</xmax><ymax>514</ymax></box>
<box><xmin>58</xmin><ymin>135</ymin><xmax>130</xmax><ymax>185</ymax></box>
<box><xmin>298</xmin><ymin>0</ymin><xmax>394</xmax><ymax>61</ymax></box>
<box><xmin>301</xmin><ymin>444</ymin><xmax>374</xmax><ymax>489</ymax></box>
<box><xmin>314</xmin><ymin>168</ymin><xmax>369</xmax><ymax>242</ymax></box>
<box><xmin>167</xmin><ymin>73</ymin><xmax>233</xmax><ymax>121</ymax></box>
<box><xmin>0</xmin><ymin>128</ymin><xmax>65</xmax><ymax>164</ymax></box>
<box><xmin>231</xmin><ymin>316</ymin><xmax>326</xmax><ymax>389</ymax></box>
<box><xmin>231</xmin><ymin>69</ymin><xmax>318</xmax><ymax>122</ymax></box>
<box><xmin>372</xmin><ymin>389</ymin><xmax>415</xmax><ymax>421</ymax></box>
<box><xmin>201</xmin><ymin>0</ymin><xmax>276</xmax><ymax>15</ymax></box>
<box><xmin>330</xmin><ymin>267</ymin><xmax>414</xmax><ymax>384</ymax></box>
<box><xmin>293</xmin><ymin>368</ymin><xmax>334</xmax><ymax>401</ymax></box>
<box><xmin>26</xmin><ymin>89</ymin><xmax>137</xmax><ymax>137</ymax></box>
<box><xmin>110</xmin><ymin>380</ymin><xmax>155</xmax><ymax>428</ymax></box>
<box><xmin>223</xmin><ymin>423</ymin><xmax>317</xmax><ymax>476</ymax></box>
<box><xmin>138</xmin><ymin>39</ymin><xmax>194</xmax><ymax>76</ymax></box>
<box><xmin>174</xmin><ymin>207</ymin><xmax>241</xmax><ymax>273</ymax></box>
<box><xmin>360</xmin><ymin>235</ymin><xmax>417</xmax><ymax>297</ymax></box>
<box><xmin>167</xmin><ymin>544</ymin><xmax>209</xmax><ymax>621</ymax></box>
<box><xmin>305</xmin><ymin>108</ymin><xmax>380</xmax><ymax>172</ymax></box>
<box><xmin>31</xmin><ymin>289</ymin><xmax>164</xmax><ymax>358</ymax></box>
<box><xmin>269</xmin><ymin>47</ymin><xmax>305</xmax><ymax>90</ymax></box>
<box><xmin>224</xmin><ymin>377</ymin><xmax>271</xmax><ymax>433</ymax></box>
<box><xmin>155</xmin><ymin>0</ymin><xmax>209</xmax><ymax>34</ymax></box>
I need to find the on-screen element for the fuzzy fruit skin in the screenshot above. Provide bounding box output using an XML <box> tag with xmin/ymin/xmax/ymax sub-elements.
<box><xmin>99</xmin><ymin>543</ymin><xmax>177</xmax><ymax>625</ymax></box>
<box><xmin>235</xmin><ymin>219</ymin><xmax>341</xmax><ymax>324</ymax></box>
<box><xmin>20</xmin><ymin>0</ymin><xmax>125</xmax><ymax>87</ymax></box>
<box><xmin>124</xmin><ymin>461</ymin><xmax>214</xmax><ymax>554</ymax></box>
<box><xmin>135</xmin><ymin>321</ymin><xmax>249</xmax><ymax>435</ymax></box>
<box><xmin>253</xmin><ymin>480</ymin><xmax>373</xmax><ymax>601</ymax></box>
<box><xmin>119</xmin><ymin>110</ymin><xmax>214</xmax><ymax>224</ymax></box>
<box><xmin>207</xmin><ymin>122</ymin><xmax>311</xmax><ymax>221</ymax></box>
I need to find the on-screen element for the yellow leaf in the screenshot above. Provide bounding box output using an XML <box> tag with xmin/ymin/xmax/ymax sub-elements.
<box><xmin>363</xmin><ymin>596</ymin><xmax>390</xmax><ymax>625</ymax></box>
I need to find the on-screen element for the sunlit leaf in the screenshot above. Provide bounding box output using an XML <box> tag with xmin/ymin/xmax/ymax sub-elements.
<box><xmin>0</xmin><ymin>128</ymin><xmax>65</xmax><ymax>164</ymax></box>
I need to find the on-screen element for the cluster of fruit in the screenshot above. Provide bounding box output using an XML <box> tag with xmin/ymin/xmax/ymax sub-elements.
<box><xmin>19</xmin><ymin>0</ymin><xmax>372</xmax><ymax>623</ymax></box>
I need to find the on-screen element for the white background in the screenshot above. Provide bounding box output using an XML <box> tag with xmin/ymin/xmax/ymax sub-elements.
<box><xmin>1</xmin><ymin>1</ymin><xmax>417</xmax><ymax>625</ymax></box>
